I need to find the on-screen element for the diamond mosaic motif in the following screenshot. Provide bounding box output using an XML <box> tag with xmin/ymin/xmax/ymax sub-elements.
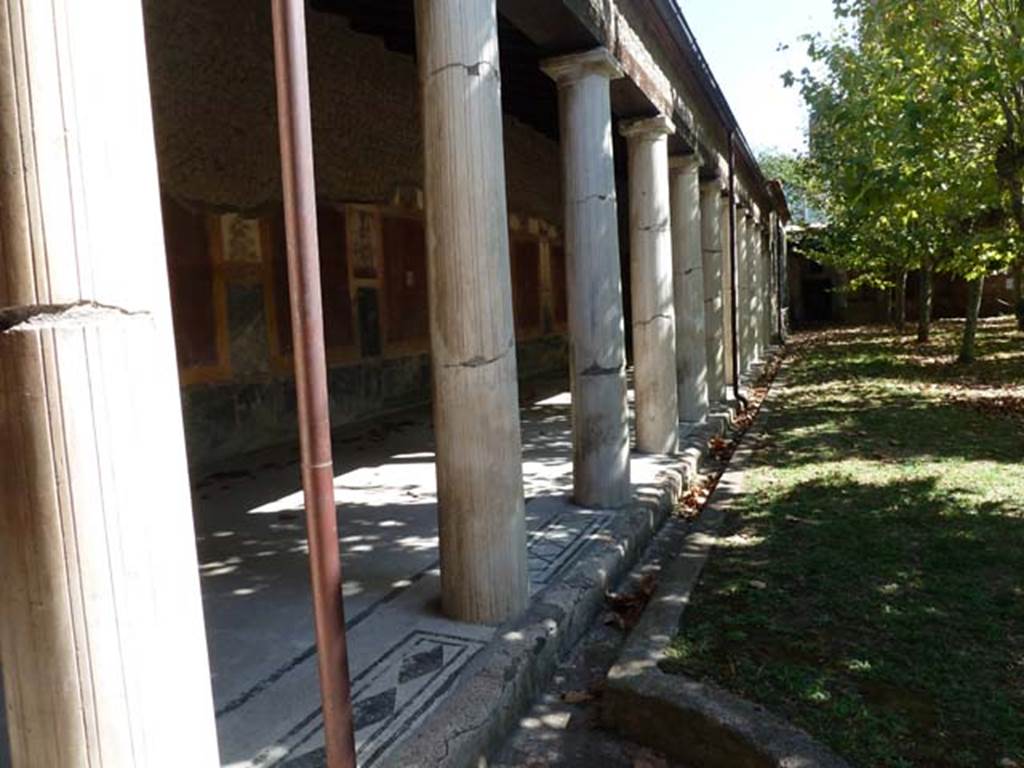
<box><xmin>527</xmin><ymin>510</ymin><xmax>612</xmax><ymax>590</ymax></box>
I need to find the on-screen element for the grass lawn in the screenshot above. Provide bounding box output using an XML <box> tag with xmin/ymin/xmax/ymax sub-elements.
<box><xmin>664</xmin><ymin>317</ymin><xmax>1024</xmax><ymax>768</ymax></box>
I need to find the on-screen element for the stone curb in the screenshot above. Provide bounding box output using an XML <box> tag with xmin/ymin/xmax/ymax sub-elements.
<box><xmin>375</xmin><ymin>418</ymin><xmax>728</xmax><ymax>768</ymax></box>
<box><xmin>602</xmin><ymin>353</ymin><xmax>852</xmax><ymax>768</ymax></box>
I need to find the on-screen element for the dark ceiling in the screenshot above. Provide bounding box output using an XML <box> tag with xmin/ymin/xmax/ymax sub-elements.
<box><xmin>311</xmin><ymin>0</ymin><xmax>563</xmax><ymax>140</ymax></box>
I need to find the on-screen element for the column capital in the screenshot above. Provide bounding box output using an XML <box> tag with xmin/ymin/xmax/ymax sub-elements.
<box><xmin>700</xmin><ymin>176</ymin><xmax>724</xmax><ymax>193</ymax></box>
<box><xmin>619</xmin><ymin>114</ymin><xmax>674</xmax><ymax>139</ymax></box>
<box><xmin>669</xmin><ymin>154</ymin><xmax>700</xmax><ymax>174</ymax></box>
<box><xmin>541</xmin><ymin>47</ymin><xmax>623</xmax><ymax>85</ymax></box>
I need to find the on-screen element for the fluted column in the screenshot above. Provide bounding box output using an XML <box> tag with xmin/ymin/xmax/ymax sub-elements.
<box><xmin>738</xmin><ymin>212</ymin><xmax>753</xmax><ymax>374</ymax></box>
<box><xmin>0</xmin><ymin>1</ymin><xmax>219</xmax><ymax>764</ymax></box>
<box><xmin>733</xmin><ymin>214</ymin><xmax>749</xmax><ymax>376</ymax></box>
<box><xmin>720</xmin><ymin>194</ymin><xmax>736</xmax><ymax>395</ymax></box>
<box><xmin>779</xmin><ymin>224</ymin><xmax>789</xmax><ymax>339</ymax></box>
<box><xmin>758</xmin><ymin>222</ymin><xmax>771</xmax><ymax>353</ymax></box>
<box><xmin>749</xmin><ymin>215</ymin><xmax>763</xmax><ymax>363</ymax></box>
<box><xmin>669</xmin><ymin>157</ymin><xmax>708</xmax><ymax>425</ymax></box>
<box><xmin>416</xmin><ymin>0</ymin><xmax>528</xmax><ymax>622</ymax></box>
<box><xmin>700</xmin><ymin>181</ymin><xmax>727</xmax><ymax>406</ymax></box>
<box><xmin>542</xmin><ymin>49</ymin><xmax>630</xmax><ymax>507</ymax></box>
<box><xmin>621</xmin><ymin>116</ymin><xmax>678</xmax><ymax>455</ymax></box>
<box><xmin>768</xmin><ymin>214</ymin><xmax>779</xmax><ymax>342</ymax></box>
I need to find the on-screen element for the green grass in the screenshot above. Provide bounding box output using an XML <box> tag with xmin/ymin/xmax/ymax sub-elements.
<box><xmin>665</xmin><ymin>317</ymin><xmax>1024</xmax><ymax>768</ymax></box>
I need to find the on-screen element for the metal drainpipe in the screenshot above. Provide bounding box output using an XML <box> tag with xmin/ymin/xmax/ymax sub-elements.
<box><xmin>271</xmin><ymin>1</ymin><xmax>357</xmax><ymax>766</ymax></box>
<box><xmin>728</xmin><ymin>131</ymin><xmax>749</xmax><ymax>411</ymax></box>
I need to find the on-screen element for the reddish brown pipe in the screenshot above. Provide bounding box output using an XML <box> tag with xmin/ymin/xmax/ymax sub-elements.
<box><xmin>728</xmin><ymin>131</ymin><xmax>749</xmax><ymax>412</ymax></box>
<box><xmin>270</xmin><ymin>1</ymin><xmax>356</xmax><ymax>766</ymax></box>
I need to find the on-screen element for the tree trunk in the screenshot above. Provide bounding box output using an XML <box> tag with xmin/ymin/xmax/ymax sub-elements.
<box><xmin>917</xmin><ymin>263</ymin><xmax>933</xmax><ymax>343</ymax></box>
<box><xmin>959</xmin><ymin>275</ymin><xmax>985</xmax><ymax>363</ymax></box>
<box><xmin>895</xmin><ymin>269</ymin><xmax>908</xmax><ymax>333</ymax></box>
<box><xmin>1013</xmin><ymin>257</ymin><xmax>1023</xmax><ymax>331</ymax></box>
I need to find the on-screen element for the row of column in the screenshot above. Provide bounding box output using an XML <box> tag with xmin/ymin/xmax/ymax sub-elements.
<box><xmin>0</xmin><ymin>4</ymin><xmax>782</xmax><ymax>763</ymax></box>
<box><xmin>436</xmin><ymin>39</ymin><xmax>779</xmax><ymax>621</ymax></box>
<box><xmin>736</xmin><ymin>206</ymin><xmax>773</xmax><ymax>378</ymax></box>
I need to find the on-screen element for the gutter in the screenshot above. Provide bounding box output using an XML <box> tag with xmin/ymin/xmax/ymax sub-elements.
<box><xmin>655</xmin><ymin>0</ymin><xmax>773</xmax><ymax>210</ymax></box>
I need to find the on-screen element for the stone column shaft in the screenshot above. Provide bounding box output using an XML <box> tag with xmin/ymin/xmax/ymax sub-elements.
<box><xmin>761</xmin><ymin>225</ymin><xmax>770</xmax><ymax>352</ymax></box>
<box><xmin>0</xmin><ymin>1</ymin><xmax>219</xmax><ymax>764</ymax></box>
<box><xmin>741</xmin><ymin>217</ymin><xmax>757</xmax><ymax>372</ymax></box>
<box><xmin>720</xmin><ymin>195</ymin><xmax>735</xmax><ymax>393</ymax></box>
<box><xmin>737</xmin><ymin>214</ymin><xmax>745</xmax><ymax>376</ymax></box>
<box><xmin>543</xmin><ymin>49</ymin><xmax>630</xmax><ymax>507</ymax></box>
<box><xmin>700</xmin><ymin>182</ymin><xmax>727</xmax><ymax>405</ymax></box>
<box><xmin>768</xmin><ymin>214</ymin><xmax>780</xmax><ymax>341</ymax></box>
<box><xmin>417</xmin><ymin>0</ymin><xmax>528</xmax><ymax>622</ymax></box>
<box><xmin>621</xmin><ymin>117</ymin><xmax>677</xmax><ymax>454</ymax></box>
<box><xmin>669</xmin><ymin>157</ymin><xmax>708</xmax><ymax>424</ymax></box>
<box><xmin>753</xmin><ymin>222</ymin><xmax>761</xmax><ymax>364</ymax></box>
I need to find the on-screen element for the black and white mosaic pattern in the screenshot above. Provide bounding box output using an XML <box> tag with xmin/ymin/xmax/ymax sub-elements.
<box><xmin>231</xmin><ymin>507</ymin><xmax>613</xmax><ymax>767</ymax></box>
<box><xmin>265</xmin><ymin>630</ymin><xmax>486</xmax><ymax>767</ymax></box>
<box><xmin>527</xmin><ymin>510</ymin><xmax>613</xmax><ymax>591</ymax></box>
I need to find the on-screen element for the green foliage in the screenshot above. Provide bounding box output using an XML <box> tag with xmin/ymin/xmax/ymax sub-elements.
<box><xmin>784</xmin><ymin>0</ymin><xmax>1024</xmax><ymax>294</ymax></box>
<box><xmin>756</xmin><ymin>149</ymin><xmax>823</xmax><ymax>226</ymax></box>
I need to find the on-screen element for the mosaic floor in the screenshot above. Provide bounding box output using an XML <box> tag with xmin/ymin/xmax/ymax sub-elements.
<box><xmin>0</xmin><ymin>381</ymin><xmax>673</xmax><ymax>768</ymax></box>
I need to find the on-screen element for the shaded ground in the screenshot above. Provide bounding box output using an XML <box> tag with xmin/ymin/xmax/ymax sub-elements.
<box><xmin>493</xmin><ymin>518</ymin><xmax>695</xmax><ymax>768</ymax></box>
<box><xmin>664</xmin><ymin>318</ymin><xmax>1024</xmax><ymax>768</ymax></box>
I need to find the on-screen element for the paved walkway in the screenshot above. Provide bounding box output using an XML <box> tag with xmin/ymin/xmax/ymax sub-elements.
<box><xmin>0</xmin><ymin>377</ymin><xmax>683</xmax><ymax>768</ymax></box>
<box><xmin>188</xmin><ymin>377</ymin><xmax>680</xmax><ymax>767</ymax></box>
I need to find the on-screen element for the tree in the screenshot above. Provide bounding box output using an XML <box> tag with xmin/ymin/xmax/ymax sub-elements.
<box><xmin>786</xmin><ymin>0</ymin><xmax>1022</xmax><ymax>355</ymax></box>
<box><xmin>756</xmin><ymin>150</ymin><xmax>823</xmax><ymax>226</ymax></box>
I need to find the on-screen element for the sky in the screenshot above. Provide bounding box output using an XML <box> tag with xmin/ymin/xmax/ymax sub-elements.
<box><xmin>679</xmin><ymin>0</ymin><xmax>840</xmax><ymax>155</ymax></box>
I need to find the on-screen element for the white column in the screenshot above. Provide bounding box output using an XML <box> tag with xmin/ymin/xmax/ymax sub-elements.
<box><xmin>768</xmin><ymin>214</ymin><xmax>780</xmax><ymax>341</ymax></box>
<box><xmin>669</xmin><ymin>156</ymin><xmax>708</xmax><ymax>425</ymax></box>
<box><xmin>779</xmin><ymin>224</ymin><xmax>789</xmax><ymax>339</ymax></box>
<box><xmin>750</xmin><ymin>215</ymin><xmax>763</xmax><ymax>362</ymax></box>
<box><xmin>759</xmin><ymin>222</ymin><xmax>772</xmax><ymax>350</ymax></box>
<box><xmin>700</xmin><ymin>181</ymin><xmax>727</xmax><ymax>406</ymax></box>
<box><xmin>719</xmin><ymin>195</ymin><xmax>735</xmax><ymax>397</ymax></box>
<box><xmin>0</xmin><ymin>1</ymin><xmax>219</xmax><ymax>764</ymax></box>
<box><xmin>417</xmin><ymin>0</ymin><xmax>528</xmax><ymax>622</ymax></box>
<box><xmin>734</xmin><ymin>211</ymin><xmax>749</xmax><ymax>376</ymax></box>
<box><xmin>745</xmin><ymin>215</ymin><xmax>758</xmax><ymax>370</ymax></box>
<box><xmin>621</xmin><ymin>116</ymin><xmax>678</xmax><ymax>455</ymax></box>
<box><xmin>542</xmin><ymin>49</ymin><xmax>631</xmax><ymax>507</ymax></box>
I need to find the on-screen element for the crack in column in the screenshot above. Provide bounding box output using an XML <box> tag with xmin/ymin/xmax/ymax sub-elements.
<box><xmin>442</xmin><ymin>338</ymin><xmax>514</xmax><ymax>370</ymax></box>
<box><xmin>638</xmin><ymin>219</ymin><xmax>670</xmax><ymax>233</ymax></box>
<box><xmin>633</xmin><ymin>313</ymin><xmax>673</xmax><ymax>328</ymax></box>
<box><xmin>428</xmin><ymin>60</ymin><xmax>497</xmax><ymax>79</ymax></box>
<box><xmin>580</xmin><ymin>362</ymin><xmax>624</xmax><ymax>377</ymax></box>
<box><xmin>573</xmin><ymin>192</ymin><xmax>615</xmax><ymax>205</ymax></box>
